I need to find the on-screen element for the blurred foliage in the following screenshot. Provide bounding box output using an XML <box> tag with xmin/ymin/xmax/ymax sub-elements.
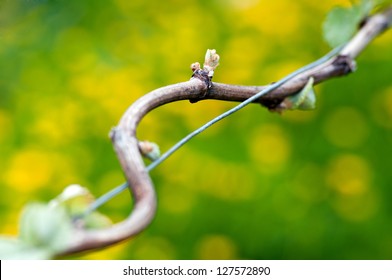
<box><xmin>1</xmin><ymin>0</ymin><xmax>392</xmax><ymax>259</ymax></box>
<box><xmin>323</xmin><ymin>0</ymin><xmax>372</xmax><ymax>47</ymax></box>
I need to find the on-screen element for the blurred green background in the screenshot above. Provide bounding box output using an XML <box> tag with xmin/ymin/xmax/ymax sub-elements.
<box><xmin>1</xmin><ymin>0</ymin><xmax>392</xmax><ymax>259</ymax></box>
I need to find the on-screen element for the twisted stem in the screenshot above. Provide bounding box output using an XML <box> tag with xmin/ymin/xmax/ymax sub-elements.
<box><xmin>58</xmin><ymin>7</ymin><xmax>392</xmax><ymax>256</ymax></box>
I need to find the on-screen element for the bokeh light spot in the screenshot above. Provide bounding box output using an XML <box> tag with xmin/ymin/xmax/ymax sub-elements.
<box><xmin>79</xmin><ymin>241</ymin><xmax>127</xmax><ymax>260</ymax></box>
<box><xmin>331</xmin><ymin>191</ymin><xmax>378</xmax><ymax>222</ymax></box>
<box><xmin>196</xmin><ymin>235</ymin><xmax>237</xmax><ymax>260</ymax></box>
<box><xmin>4</xmin><ymin>149</ymin><xmax>54</xmax><ymax>193</ymax></box>
<box><xmin>220</xmin><ymin>36</ymin><xmax>267</xmax><ymax>84</ymax></box>
<box><xmin>250</xmin><ymin>124</ymin><xmax>291</xmax><ymax>174</ymax></box>
<box><xmin>240</xmin><ymin>0</ymin><xmax>300</xmax><ymax>37</ymax></box>
<box><xmin>31</xmin><ymin>100</ymin><xmax>85</xmax><ymax>144</ymax></box>
<box><xmin>132</xmin><ymin>237</ymin><xmax>176</xmax><ymax>260</ymax></box>
<box><xmin>0</xmin><ymin>212</ymin><xmax>20</xmax><ymax>235</ymax></box>
<box><xmin>323</xmin><ymin>107</ymin><xmax>368</xmax><ymax>148</ymax></box>
<box><xmin>221</xmin><ymin>0</ymin><xmax>259</xmax><ymax>10</ymax></box>
<box><xmin>326</xmin><ymin>154</ymin><xmax>371</xmax><ymax>196</ymax></box>
<box><xmin>326</xmin><ymin>154</ymin><xmax>377</xmax><ymax>222</ymax></box>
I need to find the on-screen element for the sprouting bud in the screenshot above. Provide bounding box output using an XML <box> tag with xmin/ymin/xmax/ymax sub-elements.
<box><xmin>203</xmin><ymin>49</ymin><xmax>220</xmax><ymax>74</ymax></box>
<box><xmin>139</xmin><ymin>140</ymin><xmax>161</xmax><ymax>161</ymax></box>
<box><xmin>191</xmin><ymin>62</ymin><xmax>201</xmax><ymax>72</ymax></box>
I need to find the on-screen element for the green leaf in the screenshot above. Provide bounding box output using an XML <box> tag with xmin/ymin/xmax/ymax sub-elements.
<box><xmin>285</xmin><ymin>77</ymin><xmax>316</xmax><ymax>110</ymax></box>
<box><xmin>322</xmin><ymin>0</ymin><xmax>380</xmax><ymax>47</ymax></box>
<box><xmin>19</xmin><ymin>203</ymin><xmax>73</xmax><ymax>253</ymax></box>
<box><xmin>0</xmin><ymin>237</ymin><xmax>52</xmax><ymax>260</ymax></box>
<box><xmin>323</xmin><ymin>6</ymin><xmax>363</xmax><ymax>48</ymax></box>
<box><xmin>360</xmin><ymin>0</ymin><xmax>375</xmax><ymax>15</ymax></box>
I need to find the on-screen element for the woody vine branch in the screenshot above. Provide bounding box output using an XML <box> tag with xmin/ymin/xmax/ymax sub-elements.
<box><xmin>59</xmin><ymin>7</ymin><xmax>392</xmax><ymax>256</ymax></box>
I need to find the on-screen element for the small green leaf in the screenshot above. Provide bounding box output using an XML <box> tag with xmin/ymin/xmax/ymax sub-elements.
<box><xmin>322</xmin><ymin>0</ymin><xmax>380</xmax><ymax>48</ymax></box>
<box><xmin>0</xmin><ymin>237</ymin><xmax>52</xmax><ymax>260</ymax></box>
<box><xmin>285</xmin><ymin>77</ymin><xmax>316</xmax><ymax>110</ymax></box>
<box><xmin>323</xmin><ymin>6</ymin><xmax>363</xmax><ymax>48</ymax></box>
<box><xmin>19</xmin><ymin>203</ymin><xmax>73</xmax><ymax>253</ymax></box>
<box><xmin>360</xmin><ymin>0</ymin><xmax>375</xmax><ymax>15</ymax></box>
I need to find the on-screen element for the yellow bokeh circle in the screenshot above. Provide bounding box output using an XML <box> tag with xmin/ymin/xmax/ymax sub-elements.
<box><xmin>326</xmin><ymin>154</ymin><xmax>371</xmax><ymax>196</ymax></box>
<box><xmin>4</xmin><ymin>149</ymin><xmax>54</xmax><ymax>193</ymax></box>
<box><xmin>323</xmin><ymin>107</ymin><xmax>368</xmax><ymax>148</ymax></box>
<box><xmin>250</xmin><ymin>124</ymin><xmax>291</xmax><ymax>174</ymax></box>
<box><xmin>196</xmin><ymin>235</ymin><xmax>237</xmax><ymax>260</ymax></box>
<box><xmin>326</xmin><ymin>154</ymin><xmax>378</xmax><ymax>222</ymax></box>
